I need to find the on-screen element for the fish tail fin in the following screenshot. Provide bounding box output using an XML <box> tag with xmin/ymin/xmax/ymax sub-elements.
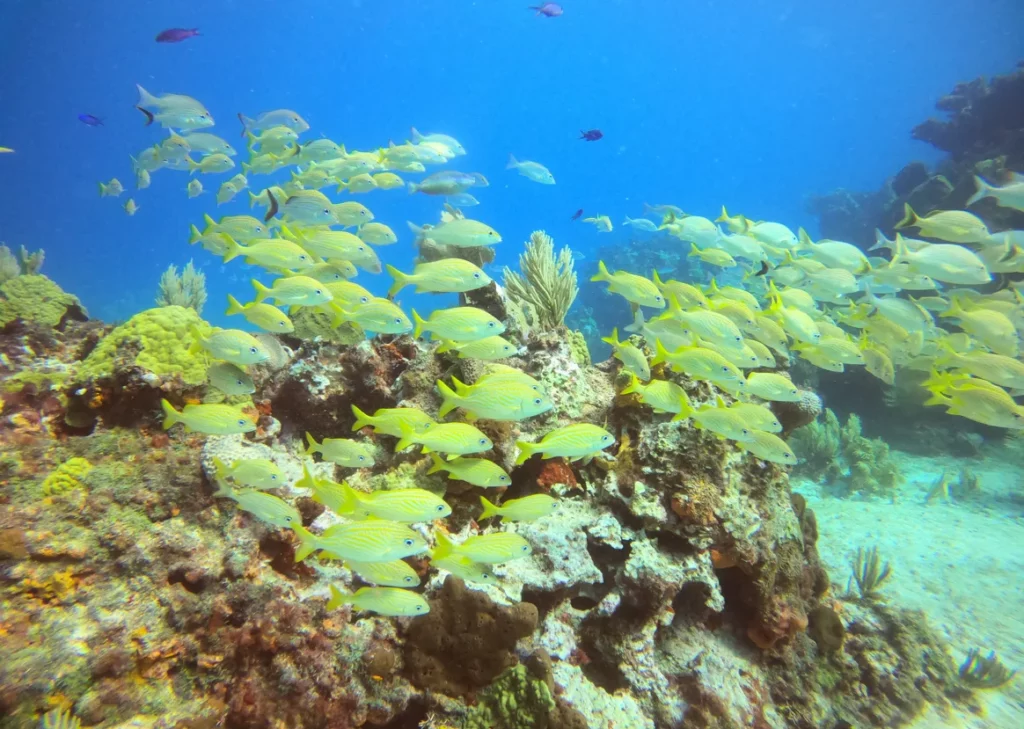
<box><xmin>432</xmin><ymin>531</ymin><xmax>455</xmax><ymax>560</ymax></box>
<box><xmin>326</xmin><ymin>584</ymin><xmax>354</xmax><ymax>610</ymax></box>
<box><xmin>650</xmin><ymin>339</ymin><xmax>671</xmax><ymax>367</ymax></box>
<box><xmin>600</xmin><ymin>327</ymin><xmax>621</xmax><ymax>348</ymax></box>
<box><xmin>479</xmin><ymin>495</ymin><xmax>500</xmax><ymax>520</ymax></box>
<box><xmin>412</xmin><ymin>309</ymin><xmax>427</xmax><ymax>339</ymax></box>
<box><xmin>868</xmin><ymin>228</ymin><xmax>890</xmax><ymax>252</ymax></box>
<box><xmin>220</xmin><ymin>235</ymin><xmax>244</xmax><ymax>263</ymax></box>
<box><xmin>797</xmin><ymin>226</ymin><xmax>813</xmax><ymax>249</ymax></box>
<box><xmin>426</xmin><ymin>453</ymin><xmax>446</xmax><ymax>475</ymax></box>
<box><xmin>410</xmin><ymin>126</ymin><xmax>423</xmax><ymax>143</ymax></box>
<box><xmin>450</xmin><ymin>375</ymin><xmax>472</xmax><ymax>396</ymax></box>
<box><xmin>304</xmin><ymin>432</ymin><xmax>320</xmax><ymax>456</ymax></box>
<box><xmin>225</xmin><ymin>294</ymin><xmax>247</xmax><ymax>317</ymax></box>
<box><xmin>506</xmin><ymin>153</ymin><xmax>519</xmax><ymax>169</ymax></box>
<box><xmin>247</xmin><ymin>190</ymin><xmax>260</xmax><ymax>208</ymax></box>
<box><xmin>295</xmin><ymin>461</ymin><xmax>317</xmax><ymax>492</ymax></box>
<box><xmin>714</xmin><ymin>205</ymin><xmax>729</xmax><ymax>224</ymax></box>
<box><xmin>688</xmin><ymin>242</ymin><xmax>701</xmax><ymax>257</ymax></box>
<box><xmin>135</xmin><ymin>83</ymin><xmax>158</xmax><ymax>109</ymax></box>
<box><xmin>97</xmin><ymin>182</ymin><xmax>108</xmax><ymax>197</ymax></box>
<box><xmin>407</xmin><ymin>181</ymin><xmax>419</xmax><ymax>194</ymax></box>
<box><xmin>160</xmin><ymin>399</ymin><xmax>181</xmax><ymax>430</ymax></box>
<box><xmin>252</xmin><ymin>279</ymin><xmax>272</xmax><ymax>303</ymax></box>
<box><xmin>894</xmin><ymin>203</ymin><xmax>917</xmax><ymax>230</ymax></box>
<box><xmin>436</xmin><ymin>380</ymin><xmax>460</xmax><ymax>418</ymax></box>
<box><xmin>237</xmin><ymin>112</ymin><xmax>254</xmax><ymax>137</ymax></box>
<box><xmin>212</xmin><ymin>457</ymin><xmax>230</xmax><ymax>484</ymax></box>
<box><xmin>671</xmin><ymin>395</ymin><xmax>695</xmax><ymax>422</ymax></box>
<box><xmin>621</xmin><ymin>372</ymin><xmax>642</xmax><ymax>396</ymax></box>
<box><xmin>386</xmin><ymin>264</ymin><xmax>409</xmax><ymax>297</ymax></box>
<box><xmin>965</xmin><ymin>175</ymin><xmax>993</xmax><ymax>208</ymax></box>
<box><xmin>589</xmin><ymin>259</ymin><xmax>611</xmax><ymax>283</ymax></box>
<box><xmin>292</xmin><ymin>525</ymin><xmax>318</xmax><ymax>562</ymax></box>
<box><xmin>394</xmin><ymin>422</ymin><xmax>418</xmax><ymax>453</ymax></box>
<box><xmin>514</xmin><ymin>440</ymin><xmax>537</xmax><ymax>466</ymax></box>
<box><xmin>922</xmin><ymin>388</ymin><xmax>954</xmax><ymax>408</ymax></box>
<box><xmin>186</xmin><ymin>325</ymin><xmax>205</xmax><ymax>356</ymax></box>
<box><xmin>350</xmin><ymin>404</ymin><xmax>373</xmax><ymax>432</ymax></box>
<box><xmin>435</xmin><ymin>338</ymin><xmax>457</xmax><ymax>354</ymax></box>
<box><xmin>624</xmin><ymin>308</ymin><xmax>646</xmax><ymax>334</ymax></box>
<box><xmin>188</xmin><ymin>224</ymin><xmax>204</xmax><ymax>244</ymax></box>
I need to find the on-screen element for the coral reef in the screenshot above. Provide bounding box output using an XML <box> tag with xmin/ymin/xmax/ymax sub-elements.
<box><xmin>405</xmin><ymin>575</ymin><xmax>539</xmax><ymax>695</ymax></box>
<box><xmin>0</xmin><ymin>268</ymin><xmax>985</xmax><ymax>729</ymax></box>
<box><xmin>958</xmin><ymin>648</ymin><xmax>1017</xmax><ymax>689</ymax></box>
<box><xmin>155</xmin><ymin>260</ymin><xmax>208</xmax><ymax>314</ymax></box>
<box><xmin>808</xmin><ymin>62</ymin><xmax>1024</xmax><ymax>248</ymax></box>
<box><xmin>503</xmin><ymin>230</ymin><xmax>579</xmax><ymax>331</ymax></box>
<box><xmin>791</xmin><ymin>408</ymin><xmax>903</xmax><ymax>498</ymax></box>
<box><xmin>0</xmin><ymin>274</ymin><xmax>87</xmax><ymax>329</ymax></box>
<box><xmin>0</xmin><ymin>244</ymin><xmax>45</xmax><ymax>283</ymax></box>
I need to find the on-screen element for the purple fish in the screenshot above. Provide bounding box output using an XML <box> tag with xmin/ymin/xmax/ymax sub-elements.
<box><xmin>156</xmin><ymin>27</ymin><xmax>200</xmax><ymax>43</ymax></box>
<box><xmin>78</xmin><ymin>114</ymin><xmax>104</xmax><ymax>127</ymax></box>
<box><xmin>580</xmin><ymin>129</ymin><xmax>603</xmax><ymax>141</ymax></box>
<box><xmin>529</xmin><ymin>3</ymin><xmax>563</xmax><ymax>17</ymax></box>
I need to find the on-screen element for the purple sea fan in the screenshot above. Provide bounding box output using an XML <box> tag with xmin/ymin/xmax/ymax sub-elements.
<box><xmin>156</xmin><ymin>28</ymin><xmax>200</xmax><ymax>43</ymax></box>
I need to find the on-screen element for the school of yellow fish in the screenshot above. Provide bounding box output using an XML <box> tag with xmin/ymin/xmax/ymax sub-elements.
<box><xmin>121</xmin><ymin>82</ymin><xmax>1024</xmax><ymax>616</ymax></box>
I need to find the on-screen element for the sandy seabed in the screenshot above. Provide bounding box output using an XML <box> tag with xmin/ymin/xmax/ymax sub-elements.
<box><xmin>793</xmin><ymin>448</ymin><xmax>1024</xmax><ymax>729</ymax></box>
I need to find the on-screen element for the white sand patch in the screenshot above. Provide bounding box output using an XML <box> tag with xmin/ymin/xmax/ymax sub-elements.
<box><xmin>794</xmin><ymin>448</ymin><xmax>1024</xmax><ymax>728</ymax></box>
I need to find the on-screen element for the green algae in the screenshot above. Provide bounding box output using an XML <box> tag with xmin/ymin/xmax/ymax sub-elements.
<box><xmin>464</xmin><ymin>663</ymin><xmax>555</xmax><ymax>729</ymax></box>
<box><xmin>75</xmin><ymin>305</ymin><xmax>213</xmax><ymax>385</ymax></box>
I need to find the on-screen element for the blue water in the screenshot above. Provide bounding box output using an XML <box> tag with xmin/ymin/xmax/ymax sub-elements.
<box><xmin>1</xmin><ymin>0</ymin><xmax>1022</xmax><ymax>324</ymax></box>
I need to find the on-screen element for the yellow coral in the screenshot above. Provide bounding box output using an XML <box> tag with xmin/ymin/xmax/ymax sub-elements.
<box><xmin>75</xmin><ymin>305</ymin><xmax>213</xmax><ymax>385</ymax></box>
<box><xmin>41</xmin><ymin>457</ymin><xmax>93</xmax><ymax>495</ymax></box>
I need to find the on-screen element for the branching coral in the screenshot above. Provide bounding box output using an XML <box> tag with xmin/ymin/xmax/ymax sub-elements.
<box><xmin>959</xmin><ymin>648</ymin><xmax>1017</xmax><ymax>689</ymax></box>
<box><xmin>503</xmin><ymin>230</ymin><xmax>579</xmax><ymax>331</ymax></box>
<box><xmin>848</xmin><ymin>545</ymin><xmax>892</xmax><ymax>600</ymax></box>
<box><xmin>0</xmin><ymin>243</ymin><xmax>45</xmax><ymax>283</ymax></box>
<box><xmin>156</xmin><ymin>260</ymin><xmax>207</xmax><ymax>314</ymax></box>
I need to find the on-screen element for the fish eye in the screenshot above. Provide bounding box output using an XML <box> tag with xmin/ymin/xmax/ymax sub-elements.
<box><xmin>534</xmin><ymin>398</ymin><xmax>542</xmax><ymax>405</ymax></box>
<box><xmin>284</xmin><ymin>515</ymin><xmax>293</xmax><ymax>523</ymax></box>
<box><xmin>323</xmin><ymin>208</ymin><xmax>330</xmax><ymax>214</ymax></box>
<box><xmin>300</xmin><ymin>255</ymin><xmax>308</xmax><ymax>260</ymax></box>
<box><xmin>488</xmin><ymin>232</ymin><xmax>495</xmax><ymax>236</ymax></box>
<box><xmin>435</xmin><ymin>504</ymin><xmax>446</xmax><ymax>512</ymax></box>
<box><xmin>415</xmin><ymin>604</ymin><xmax>425</xmax><ymax>612</ymax></box>
<box><xmin>394</xmin><ymin>317</ymin><xmax>403</xmax><ymax>324</ymax></box>
<box><xmin>403</xmin><ymin>538</ymin><xmax>415</xmax><ymax>547</ymax></box>
<box><xmin>237</xmin><ymin>419</ymin><xmax>247</xmax><ymax>426</ymax></box>
<box><xmin>315</xmin><ymin>289</ymin><xmax>323</xmax><ymax>295</ymax></box>
<box><xmin>236</xmin><ymin>378</ymin><xmax>244</xmax><ymax>385</ymax></box>
<box><xmin>722</xmin><ymin>366</ymin><xmax>729</xmax><ymax>372</ymax></box>
<box><xmin>359</xmin><ymin>296</ymin><xmax>370</xmax><ymax>303</ymax></box>
<box><xmin>657</xmin><ymin>296</ymin><xmax>664</xmax><ymax>302</ymax></box>
<box><xmin>479</xmin><ymin>439</ymin><xmax>488</xmax><ymax>446</ymax></box>
<box><xmin>249</xmin><ymin>346</ymin><xmax>258</xmax><ymax>354</ymax></box>
<box><xmin>358</xmin><ymin>455</ymin><xmax>365</xmax><ymax>461</ymax></box>
<box><xmin>279</xmin><ymin>320</ymin><xmax>287</xmax><ymax>327</ymax></box>
<box><xmin>601</xmin><ymin>435</ymin><xmax>611</xmax><ymax>442</ymax></box>
<box><xmin>742</xmin><ymin>429</ymin><xmax>750</xmax><ymax>436</ymax></box>
<box><xmin>487</xmin><ymin>322</ymin><xmax>496</xmax><ymax>328</ymax></box>
<box><xmin>499</xmin><ymin>475</ymin><xmax>509</xmax><ymax>482</ymax></box>
<box><xmin>271</xmin><ymin>474</ymin><xmax>278</xmax><ymax>480</ymax></box>
<box><xmin>520</xmin><ymin>545</ymin><xmax>529</xmax><ymax>552</ymax></box>
<box><xmin>404</xmin><ymin>576</ymin><xmax>414</xmax><ymax>584</ymax></box>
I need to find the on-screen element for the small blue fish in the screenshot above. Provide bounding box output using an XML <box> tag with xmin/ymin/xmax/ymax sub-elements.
<box><xmin>78</xmin><ymin>114</ymin><xmax>103</xmax><ymax>127</ymax></box>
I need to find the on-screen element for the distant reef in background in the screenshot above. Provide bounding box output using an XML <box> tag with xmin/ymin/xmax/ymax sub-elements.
<box><xmin>808</xmin><ymin>61</ymin><xmax>1024</xmax><ymax>247</ymax></box>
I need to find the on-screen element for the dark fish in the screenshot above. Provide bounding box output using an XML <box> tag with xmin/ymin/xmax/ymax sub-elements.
<box><xmin>156</xmin><ymin>28</ymin><xmax>200</xmax><ymax>43</ymax></box>
<box><xmin>264</xmin><ymin>190</ymin><xmax>279</xmax><ymax>223</ymax></box>
<box><xmin>136</xmin><ymin>106</ymin><xmax>154</xmax><ymax>126</ymax></box>
<box><xmin>580</xmin><ymin>129</ymin><xmax>603</xmax><ymax>141</ymax></box>
<box><xmin>754</xmin><ymin>261</ymin><xmax>770</xmax><ymax>277</ymax></box>
<box><xmin>78</xmin><ymin>114</ymin><xmax>104</xmax><ymax>127</ymax></box>
<box><xmin>529</xmin><ymin>3</ymin><xmax>563</xmax><ymax>17</ymax></box>
<box><xmin>571</xmin><ymin>209</ymin><xmax>584</xmax><ymax>221</ymax></box>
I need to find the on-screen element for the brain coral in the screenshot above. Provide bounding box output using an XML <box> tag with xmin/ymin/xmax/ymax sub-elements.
<box><xmin>76</xmin><ymin>305</ymin><xmax>213</xmax><ymax>385</ymax></box>
<box><xmin>0</xmin><ymin>274</ymin><xmax>86</xmax><ymax>328</ymax></box>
